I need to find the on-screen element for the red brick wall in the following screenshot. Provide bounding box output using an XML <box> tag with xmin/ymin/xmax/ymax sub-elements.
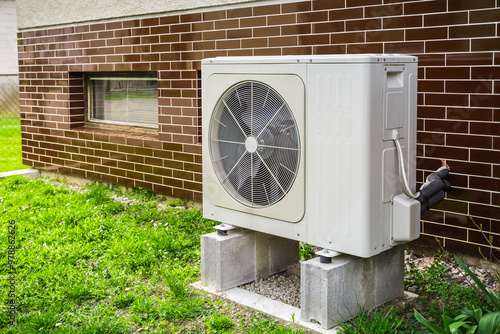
<box><xmin>18</xmin><ymin>0</ymin><xmax>500</xmax><ymax>258</ymax></box>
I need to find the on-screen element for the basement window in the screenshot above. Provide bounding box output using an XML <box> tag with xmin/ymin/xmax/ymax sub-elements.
<box><xmin>87</xmin><ymin>72</ymin><xmax>158</xmax><ymax>128</ymax></box>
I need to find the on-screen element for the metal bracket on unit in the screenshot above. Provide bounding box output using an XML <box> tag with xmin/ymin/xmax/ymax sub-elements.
<box><xmin>214</xmin><ymin>223</ymin><xmax>235</xmax><ymax>236</ymax></box>
<box><xmin>315</xmin><ymin>249</ymin><xmax>340</xmax><ymax>263</ymax></box>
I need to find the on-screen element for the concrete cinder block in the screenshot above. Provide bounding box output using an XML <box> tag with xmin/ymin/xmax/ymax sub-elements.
<box><xmin>301</xmin><ymin>245</ymin><xmax>405</xmax><ymax>329</ymax></box>
<box><xmin>301</xmin><ymin>254</ymin><xmax>363</xmax><ymax>328</ymax></box>
<box><xmin>201</xmin><ymin>230</ymin><xmax>299</xmax><ymax>291</ymax></box>
<box><xmin>269</xmin><ymin>234</ymin><xmax>300</xmax><ymax>275</ymax></box>
<box><xmin>201</xmin><ymin>230</ymin><xmax>256</xmax><ymax>292</ymax></box>
<box><xmin>364</xmin><ymin>244</ymin><xmax>405</xmax><ymax>307</ymax></box>
<box><xmin>255</xmin><ymin>232</ymin><xmax>299</xmax><ymax>279</ymax></box>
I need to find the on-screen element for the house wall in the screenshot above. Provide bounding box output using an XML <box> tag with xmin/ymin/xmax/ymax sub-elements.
<box><xmin>0</xmin><ymin>0</ymin><xmax>18</xmax><ymax>75</ymax></box>
<box><xmin>17</xmin><ymin>0</ymin><xmax>500</xmax><ymax>259</ymax></box>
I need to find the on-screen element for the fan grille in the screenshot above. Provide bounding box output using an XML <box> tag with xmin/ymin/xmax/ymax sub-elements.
<box><xmin>209</xmin><ymin>80</ymin><xmax>300</xmax><ymax>208</ymax></box>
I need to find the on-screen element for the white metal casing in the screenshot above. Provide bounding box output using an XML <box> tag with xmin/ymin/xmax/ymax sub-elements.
<box><xmin>392</xmin><ymin>194</ymin><xmax>421</xmax><ymax>242</ymax></box>
<box><xmin>202</xmin><ymin>54</ymin><xmax>418</xmax><ymax>258</ymax></box>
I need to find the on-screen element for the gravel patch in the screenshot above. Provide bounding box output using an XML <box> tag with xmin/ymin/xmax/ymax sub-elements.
<box><xmin>240</xmin><ymin>272</ymin><xmax>301</xmax><ymax>308</ymax></box>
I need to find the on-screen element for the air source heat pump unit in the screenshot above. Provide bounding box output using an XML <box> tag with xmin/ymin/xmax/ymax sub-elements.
<box><xmin>202</xmin><ymin>55</ymin><xmax>419</xmax><ymax>258</ymax></box>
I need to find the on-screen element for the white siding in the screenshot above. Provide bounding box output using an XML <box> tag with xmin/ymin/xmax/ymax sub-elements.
<box><xmin>0</xmin><ymin>1</ymin><xmax>18</xmax><ymax>75</ymax></box>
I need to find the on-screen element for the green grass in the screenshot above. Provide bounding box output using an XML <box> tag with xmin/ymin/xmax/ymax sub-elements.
<box><xmin>338</xmin><ymin>306</ymin><xmax>406</xmax><ymax>334</ymax></box>
<box><xmin>2</xmin><ymin>176</ymin><xmax>484</xmax><ymax>333</ymax></box>
<box><xmin>0</xmin><ymin>117</ymin><xmax>27</xmax><ymax>173</ymax></box>
<box><xmin>238</xmin><ymin>314</ymin><xmax>306</xmax><ymax>334</ymax></box>
<box><xmin>0</xmin><ymin>177</ymin><xmax>308</xmax><ymax>333</ymax></box>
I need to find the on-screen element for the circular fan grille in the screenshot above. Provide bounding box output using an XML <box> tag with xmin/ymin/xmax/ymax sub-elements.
<box><xmin>209</xmin><ymin>80</ymin><xmax>300</xmax><ymax>208</ymax></box>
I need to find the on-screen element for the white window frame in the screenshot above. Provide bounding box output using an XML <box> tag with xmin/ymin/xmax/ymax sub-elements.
<box><xmin>86</xmin><ymin>72</ymin><xmax>158</xmax><ymax>129</ymax></box>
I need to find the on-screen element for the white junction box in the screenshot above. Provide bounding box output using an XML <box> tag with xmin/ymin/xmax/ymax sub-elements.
<box><xmin>202</xmin><ymin>54</ymin><xmax>419</xmax><ymax>258</ymax></box>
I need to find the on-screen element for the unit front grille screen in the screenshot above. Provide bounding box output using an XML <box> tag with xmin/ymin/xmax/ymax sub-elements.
<box><xmin>209</xmin><ymin>80</ymin><xmax>300</xmax><ymax>207</ymax></box>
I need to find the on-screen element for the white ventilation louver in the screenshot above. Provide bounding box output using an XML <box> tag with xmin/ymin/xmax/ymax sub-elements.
<box><xmin>203</xmin><ymin>55</ymin><xmax>419</xmax><ymax>258</ymax></box>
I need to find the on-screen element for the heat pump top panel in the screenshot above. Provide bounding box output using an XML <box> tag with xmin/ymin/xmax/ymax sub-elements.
<box><xmin>202</xmin><ymin>54</ymin><xmax>417</xmax><ymax>64</ymax></box>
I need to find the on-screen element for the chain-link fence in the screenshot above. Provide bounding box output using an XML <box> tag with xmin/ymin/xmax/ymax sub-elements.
<box><xmin>0</xmin><ymin>75</ymin><xmax>24</xmax><ymax>172</ymax></box>
<box><xmin>0</xmin><ymin>75</ymin><xmax>19</xmax><ymax>120</ymax></box>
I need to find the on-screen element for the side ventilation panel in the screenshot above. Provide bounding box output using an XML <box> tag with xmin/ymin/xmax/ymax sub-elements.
<box><xmin>383</xmin><ymin>66</ymin><xmax>406</xmax><ymax>141</ymax></box>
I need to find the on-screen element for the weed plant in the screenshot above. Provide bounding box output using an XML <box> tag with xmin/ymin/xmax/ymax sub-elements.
<box><xmin>299</xmin><ymin>243</ymin><xmax>314</xmax><ymax>261</ymax></box>
<box><xmin>204</xmin><ymin>313</ymin><xmax>235</xmax><ymax>332</ymax></box>
<box><xmin>405</xmin><ymin>256</ymin><xmax>486</xmax><ymax>324</ymax></box>
<box><xmin>405</xmin><ymin>258</ymin><xmax>450</xmax><ymax>294</ymax></box>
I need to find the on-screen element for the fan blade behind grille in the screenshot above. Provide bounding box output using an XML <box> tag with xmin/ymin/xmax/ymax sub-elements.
<box><xmin>209</xmin><ymin>80</ymin><xmax>300</xmax><ymax>208</ymax></box>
